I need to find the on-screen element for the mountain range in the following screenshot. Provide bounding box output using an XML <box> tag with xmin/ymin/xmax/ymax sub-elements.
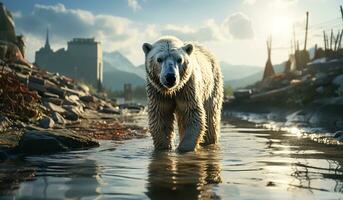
<box><xmin>102</xmin><ymin>51</ymin><xmax>286</xmax><ymax>91</ymax></box>
<box><xmin>102</xmin><ymin>51</ymin><xmax>145</xmax><ymax>91</ymax></box>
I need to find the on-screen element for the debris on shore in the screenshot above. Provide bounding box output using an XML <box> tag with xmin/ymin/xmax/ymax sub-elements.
<box><xmin>0</xmin><ymin>3</ymin><xmax>147</xmax><ymax>160</ymax></box>
<box><xmin>224</xmin><ymin>9</ymin><xmax>343</xmax><ymax>141</ymax></box>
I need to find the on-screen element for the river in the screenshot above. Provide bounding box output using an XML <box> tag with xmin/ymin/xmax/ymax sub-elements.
<box><xmin>1</xmin><ymin>115</ymin><xmax>343</xmax><ymax>199</ymax></box>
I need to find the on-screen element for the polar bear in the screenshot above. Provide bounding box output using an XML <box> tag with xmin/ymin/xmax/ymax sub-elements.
<box><xmin>142</xmin><ymin>36</ymin><xmax>223</xmax><ymax>152</ymax></box>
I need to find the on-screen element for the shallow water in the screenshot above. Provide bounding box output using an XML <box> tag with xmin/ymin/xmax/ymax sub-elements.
<box><xmin>1</xmin><ymin>116</ymin><xmax>343</xmax><ymax>200</ymax></box>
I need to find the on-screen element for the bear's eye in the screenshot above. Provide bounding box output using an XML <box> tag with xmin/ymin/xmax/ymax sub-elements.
<box><xmin>177</xmin><ymin>58</ymin><xmax>182</xmax><ymax>64</ymax></box>
<box><xmin>157</xmin><ymin>57</ymin><xmax>163</xmax><ymax>63</ymax></box>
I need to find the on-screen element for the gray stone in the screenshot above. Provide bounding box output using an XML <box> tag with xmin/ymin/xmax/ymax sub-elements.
<box><xmin>43</xmin><ymin>101</ymin><xmax>66</xmax><ymax>113</ymax></box>
<box><xmin>63</xmin><ymin>106</ymin><xmax>83</xmax><ymax>121</ymax></box>
<box><xmin>16</xmin><ymin>130</ymin><xmax>99</xmax><ymax>154</ymax></box>
<box><xmin>77</xmin><ymin>84</ymin><xmax>90</xmax><ymax>94</ymax></box>
<box><xmin>51</xmin><ymin>112</ymin><xmax>66</xmax><ymax>124</ymax></box>
<box><xmin>99</xmin><ymin>107</ymin><xmax>121</xmax><ymax>114</ymax></box>
<box><xmin>44</xmin><ymin>98</ymin><xmax>63</xmax><ymax>106</ymax></box>
<box><xmin>46</xmin><ymin>86</ymin><xmax>66</xmax><ymax>97</ymax></box>
<box><xmin>38</xmin><ymin>117</ymin><xmax>55</xmax><ymax>129</ymax></box>
<box><xmin>80</xmin><ymin>95</ymin><xmax>96</xmax><ymax>103</ymax></box>
<box><xmin>63</xmin><ymin>95</ymin><xmax>81</xmax><ymax>106</ymax></box>
<box><xmin>0</xmin><ymin>115</ymin><xmax>11</xmax><ymax>132</ymax></box>
<box><xmin>333</xmin><ymin>131</ymin><xmax>343</xmax><ymax>140</ymax></box>
<box><xmin>315</xmin><ymin>86</ymin><xmax>324</xmax><ymax>94</ymax></box>
<box><xmin>28</xmin><ymin>82</ymin><xmax>46</xmax><ymax>94</ymax></box>
<box><xmin>61</xmin><ymin>87</ymin><xmax>86</xmax><ymax>97</ymax></box>
<box><xmin>43</xmin><ymin>92</ymin><xmax>59</xmax><ymax>99</ymax></box>
<box><xmin>313</xmin><ymin>73</ymin><xmax>331</xmax><ymax>86</ymax></box>
<box><xmin>29</xmin><ymin>75</ymin><xmax>45</xmax><ymax>85</ymax></box>
<box><xmin>333</xmin><ymin>74</ymin><xmax>343</xmax><ymax>96</ymax></box>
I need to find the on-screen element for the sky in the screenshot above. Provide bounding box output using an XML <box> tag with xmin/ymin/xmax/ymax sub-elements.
<box><xmin>3</xmin><ymin>0</ymin><xmax>343</xmax><ymax>66</ymax></box>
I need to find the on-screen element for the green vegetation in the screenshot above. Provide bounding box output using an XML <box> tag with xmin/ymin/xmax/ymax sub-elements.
<box><xmin>224</xmin><ymin>84</ymin><xmax>233</xmax><ymax>97</ymax></box>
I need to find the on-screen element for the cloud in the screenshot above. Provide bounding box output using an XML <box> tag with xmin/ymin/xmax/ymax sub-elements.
<box><xmin>127</xmin><ymin>0</ymin><xmax>142</xmax><ymax>12</ymax></box>
<box><xmin>243</xmin><ymin>0</ymin><xmax>256</xmax><ymax>5</ymax></box>
<box><xmin>223</xmin><ymin>12</ymin><xmax>254</xmax><ymax>39</ymax></box>
<box><xmin>243</xmin><ymin>0</ymin><xmax>298</xmax><ymax>6</ymax></box>
<box><xmin>160</xmin><ymin>19</ymin><xmax>224</xmax><ymax>42</ymax></box>
<box><xmin>13</xmin><ymin>3</ymin><xmax>156</xmax><ymax>64</ymax></box>
<box><xmin>13</xmin><ymin>3</ymin><xmax>254</xmax><ymax>64</ymax></box>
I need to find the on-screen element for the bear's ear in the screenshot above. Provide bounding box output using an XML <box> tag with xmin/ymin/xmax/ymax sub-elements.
<box><xmin>142</xmin><ymin>43</ymin><xmax>153</xmax><ymax>55</ymax></box>
<box><xmin>182</xmin><ymin>43</ymin><xmax>193</xmax><ymax>55</ymax></box>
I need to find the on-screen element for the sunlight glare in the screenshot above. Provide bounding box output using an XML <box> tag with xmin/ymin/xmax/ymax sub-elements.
<box><xmin>271</xmin><ymin>15</ymin><xmax>293</xmax><ymax>36</ymax></box>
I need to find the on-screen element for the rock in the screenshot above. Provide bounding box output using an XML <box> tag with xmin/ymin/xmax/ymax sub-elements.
<box><xmin>38</xmin><ymin>117</ymin><xmax>55</xmax><ymax>129</ymax></box>
<box><xmin>51</xmin><ymin>112</ymin><xmax>66</xmax><ymax>124</ymax></box>
<box><xmin>61</xmin><ymin>87</ymin><xmax>86</xmax><ymax>97</ymax></box>
<box><xmin>16</xmin><ymin>130</ymin><xmax>99</xmax><ymax>154</ymax></box>
<box><xmin>80</xmin><ymin>95</ymin><xmax>96</xmax><ymax>103</ymax></box>
<box><xmin>28</xmin><ymin>82</ymin><xmax>46</xmax><ymax>94</ymax></box>
<box><xmin>43</xmin><ymin>92</ymin><xmax>59</xmax><ymax>99</ymax></box>
<box><xmin>13</xmin><ymin>121</ymin><xmax>26</xmax><ymax>128</ymax></box>
<box><xmin>29</xmin><ymin>75</ymin><xmax>45</xmax><ymax>85</ymax></box>
<box><xmin>43</xmin><ymin>101</ymin><xmax>66</xmax><ymax>113</ymax></box>
<box><xmin>63</xmin><ymin>106</ymin><xmax>83</xmax><ymax>121</ymax></box>
<box><xmin>0</xmin><ymin>115</ymin><xmax>12</xmax><ymax>132</ymax></box>
<box><xmin>333</xmin><ymin>74</ymin><xmax>343</xmax><ymax>96</ymax></box>
<box><xmin>63</xmin><ymin>95</ymin><xmax>81</xmax><ymax>106</ymax></box>
<box><xmin>315</xmin><ymin>86</ymin><xmax>324</xmax><ymax>94</ymax></box>
<box><xmin>333</xmin><ymin>131</ymin><xmax>343</xmax><ymax>140</ymax></box>
<box><xmin>77</xmin><ymin>84</ymin><xmax>90</xmax><ymax>94</ymax></box>
<box><xmin>44</xmin><ymin>97</ymin><xmax>63</xmax><ymax>106</ymax></box>
<box><xmin>313</xmin><ymin>73</ymin><xmax>331</xmax><ymax>86</ymax></box>
<box><xmin>99</xmin><ymin>107</ymin><xmax>121</xmax><ymax>114</ymax></box>
<box><xmin>64</xmin><ymin>111</ymin><xmax>79</xmax><ymax>121</ymax></box>
<box><xmin>46</xmin><ymin>85</ymin><xmax>66</xmax><ymax>98</ymax></box>
<box><xmin>333</xmin><ymin>74</ymin><xmax>343</xmax><ymax>85</ymax></box>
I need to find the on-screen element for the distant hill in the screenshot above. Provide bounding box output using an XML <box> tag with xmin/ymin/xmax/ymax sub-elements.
<box><xmin>101</xmin><ymin>51</ymin><xmax>288</xmax><ymax>90</ymax></box>
<box><xmin>225</xmin><ymin>62</ymin><xmax>286</xmax><ymax>89</ymax></box>
<box><xmin>103</xmin><ymin>51</ymin><xmax>145</xmax><ymax>79</ymax></box>
<box><xmin>220</xmin><ymin>62</ymin><xmax>262</xmax><ymax>82</ymax></box>
<box><xmin>102</xmin><ymin>61</ymin><xmax>145</xmax><ymax>91</ymax></box>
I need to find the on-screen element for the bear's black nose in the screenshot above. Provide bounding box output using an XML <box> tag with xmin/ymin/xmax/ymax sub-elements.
<box><xmin>165</xmin><ymin>73</ymin><xmax>176</xmax><ymax>86</ymax></box>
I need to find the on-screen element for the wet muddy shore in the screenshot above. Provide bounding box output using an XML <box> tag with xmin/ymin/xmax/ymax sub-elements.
<box><xmin>223</xmin><ymin>98</ymin><xmax>343</xmax><ymax>144</ymax></box>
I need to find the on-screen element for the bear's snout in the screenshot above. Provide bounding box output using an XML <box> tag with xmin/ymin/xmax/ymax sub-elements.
<box><xmin>165</xmin><ymin>73</ymin><xmax>176</xmax><ymax>86</ymax></box>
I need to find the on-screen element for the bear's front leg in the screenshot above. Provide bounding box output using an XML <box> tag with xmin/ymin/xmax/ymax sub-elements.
<box><xmin>177</xmin><ymin>103</ymin><xmax>206</xmax><ymax>152</ymax></box>
<box><xmin>148</xmin><ymin>96</ymin><xmax>176</xmax><ymax>151</ymax></box>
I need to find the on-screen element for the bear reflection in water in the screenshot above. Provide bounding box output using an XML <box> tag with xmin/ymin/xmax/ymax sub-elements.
<box><xmin>146</xmin><ymin>145</ymin><xmax>222</xmax><ymax>200</ymax></box>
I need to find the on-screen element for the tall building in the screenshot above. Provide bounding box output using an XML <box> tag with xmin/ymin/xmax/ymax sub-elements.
<box><xmin>35</xmin><ymin>30</ymin><xmax>103</xmax><ymax>88</ymax></box>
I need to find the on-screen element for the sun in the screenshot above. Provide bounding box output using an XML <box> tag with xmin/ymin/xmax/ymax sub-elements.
<box><xmin>271</xmin><ymin>15</ymin><xmax>293</xmax><ymax>36</ymax></box>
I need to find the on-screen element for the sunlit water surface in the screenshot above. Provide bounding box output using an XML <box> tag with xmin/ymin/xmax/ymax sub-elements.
<box><xmin>1</xmin><ymin>115</ymin><xmax>343</xmax><ymax>200</ymax></box>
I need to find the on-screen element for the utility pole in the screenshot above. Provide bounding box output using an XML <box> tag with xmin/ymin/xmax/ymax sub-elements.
<box><xmin>304</xmin><ymin>12</ymin><xmax>309</xmax><ymax>51</ymax></box>
<box><xmin>297</xmin><ymin>40</ymin><xmax>300</xmax><ymax>51</ymax></box>
<box><xmin>293</xmin><ymin>24</ymin><xmax>297</xmax><ymax>53</ymax></box>
<box><xmin>334</xmin><ymin>30</ymin><xmax>340</xmax><ymax>51</ymax></box>
<box><xmin>338</xmin><ymin>29</ymin><xmax>343</xmax><ymax>50</ymax></box>
<box><xmin>323</xmin><ymin>30</ymin><xmax>327</xmax><ymax>51</ymax></box>
<box><xmin>330</xmin><ymin>29</ymin><xmax>334</xmax><ymax>50</ymax></box>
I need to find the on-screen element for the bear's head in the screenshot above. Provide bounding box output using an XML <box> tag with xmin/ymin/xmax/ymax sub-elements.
<box><xmin>142</xmin><ymin>36</ymin><xmax>194</xmax><ymax>94</ymax></box>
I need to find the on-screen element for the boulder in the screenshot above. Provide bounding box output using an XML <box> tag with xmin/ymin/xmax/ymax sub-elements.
<box><xmin>0</xmin><ymin>115</ymin><xmax>11</xmax><ymax>132</ymax></box>
<box><xmin>43</xmin><ymin>101</ymin><xmax>66</xmax><ymax>113</ymax></box>
<box><xmin>51</xmin><ymin>112</ymin><xmax>66</xmax><ymax>125</ymax></box>
<box><xmin>16</xmin><ymin>130</ymin><xmax>99</xmax><ymax>154</ymax></box>
<box><xmin>333</xmin><ymin>74</ymin><xmax>343</xmax><ymax>96</ymax></box>
<box><xmin>38</xmin><ymin>116</ymin><xmax>55</xmax><ymax>129</ymax></box>
<box><xmin>80</xmin><ymin>95</ymin><xmax>96</xmax><ymax>103</ymax></box>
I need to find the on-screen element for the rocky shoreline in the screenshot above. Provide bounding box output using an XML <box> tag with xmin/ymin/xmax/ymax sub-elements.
<box><xmin>0</xmin><ymin>61</ymin><xmax>147</xmax><ymax>161</ymax></box>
